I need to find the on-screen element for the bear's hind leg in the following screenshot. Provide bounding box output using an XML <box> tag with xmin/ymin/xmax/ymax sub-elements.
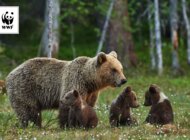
<box><xmin>14</xmin><ymin>106</ymin><xmax>30</xmax><ymax>128</ymax></box>
<box><xmin>109</xmin><ymin>114</ymin><xmax>119</xmax><ymax>127</ymax></box>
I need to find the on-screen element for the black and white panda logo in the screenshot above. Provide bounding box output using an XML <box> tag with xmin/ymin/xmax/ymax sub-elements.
<box><xmin>1</xmin><ymin>11</ymin><xmax>14</xmax><ymax>25</ymax></box>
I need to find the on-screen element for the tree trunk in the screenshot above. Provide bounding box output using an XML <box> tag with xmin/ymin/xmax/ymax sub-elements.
<box><xmin>170</xmin><ymin>0</ymin><xmax>180</xmax><ymax>70</ymax></box>
<box><xmin>154</xmin><ymin>0</ymin><xmax>163</xmax><ymax>75</ymax></box>
<box><xmin>38</xmin><ymin>0</ymin><xmax>60</xmax><ymax>58</ymax></box>
<box><xmin>182</xmin><ymin>0</ymin><xmax>190</xmax><ymax>65</ymax></box>
<box><xmin>106</xmin><ymin>0</ymin><xmax>137</xmax><ymax>68</ymax></box>
<box><xmin>148</xmin><ymin>0</ymin><xmax>156</xmax><ymax>70</ymax></box>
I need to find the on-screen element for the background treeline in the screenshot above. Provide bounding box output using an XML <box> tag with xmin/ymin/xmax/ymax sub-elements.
<box><xmin>0</xmin><ymin>0</ymin><xmax>190</xmax><ymax>77</ymax></box>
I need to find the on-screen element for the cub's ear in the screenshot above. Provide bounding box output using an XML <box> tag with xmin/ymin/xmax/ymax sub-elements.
<box><xmin>109</xmin><ymin>51</ymin><xmax>117</xmax><ymax>58</ymax></box>
<box><xmin>149</xmin><ymin>84</ymin><xmax>159</xmax><ymax>94</ymax></box>
<box><xmin>97</xmin><ymin>52</ymin><xmax>107</xmax><ymax>66</ymax></box>
<box><xmin>125</xmin><ymin>86</ymin><xmax>132</xmax><ymax>93</ymax></box>
<box><xmin>73</xmin><ymin>90</ymin><xmax>79</xmax><ymax>98</ymax></box>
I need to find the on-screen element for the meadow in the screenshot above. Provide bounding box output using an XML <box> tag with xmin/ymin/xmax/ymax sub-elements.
<box><xmin>1</xmin><ymin>73</ymin><xmax>190</xmax><ymax>140</ymax></box>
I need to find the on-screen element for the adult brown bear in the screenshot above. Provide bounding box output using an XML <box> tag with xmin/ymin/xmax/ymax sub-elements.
<box><xmin>6</xmin><ymin>51</ymin><xmax>126</xmax><ymax>128</ymax></box>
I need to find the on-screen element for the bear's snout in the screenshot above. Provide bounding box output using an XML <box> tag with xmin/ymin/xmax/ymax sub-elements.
<box><xmin>134</xmin><ymin>104</ymin><xmax>140</xmax><ymax>108</ymax></box>
<box><xmin>144</xmin><ymin>102</ymin><xmax>150</xmax><ymax>106</ymax></box>
<box><xmin>121</xmin><ymin>79</ymin><xmax>127</xmax><ymax>85</ymax></box>
<box><xmin>115</xmin><ymin>79</ymin><xmax>127</xmax><ymax>87</ymax></box>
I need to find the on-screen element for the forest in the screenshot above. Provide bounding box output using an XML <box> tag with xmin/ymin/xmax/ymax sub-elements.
<box><xmin>0</xmin><ymin>0</ymin><xmax>190</xmax><ymax>139</ymax></box>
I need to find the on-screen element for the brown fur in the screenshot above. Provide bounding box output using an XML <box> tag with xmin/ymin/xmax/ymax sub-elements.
<box><xmin>144</xmin><ymin>84</ymin><xmax>174</xmax><ymax>125</ymax></box>
<box><xmin>0</xmin><ymin>80</ymin><xmax>6</xmax><ymax>94</ymax></box>
<box><xmin>157</xmin><ymin>124</ymin><xmax>178</xmax><ymax>134</ymax></box>
<box><xmin>6</xmin><ymin>51</ymin><xmax>125</xmax><ymax>128</ymax></box>
<box><xmin>109</xmin><ymin>86</ymin><xmax>139</xmax><ymax>127</ymax></box>
<box><xmin>60</xmin><ymin>90</ymin><xmax>98</xmax><ymax>129</ymax></box>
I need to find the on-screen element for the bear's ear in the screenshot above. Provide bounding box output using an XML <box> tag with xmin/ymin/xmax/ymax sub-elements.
<box><xmin>149</xmin><ymin>84</ymin><xmax>159</xmax><ymax>94</ymax></box>
<box><xmin>109</xmin><ymin>51</ymin><xmax>117</xmax><ymax>58</ymax></box>
<box><xmin>97</xmin><ymin>52</ymin><xmax>107</xmax><ymax>66</ymax></box>
<box><xmin>125</xmin><ymin>86</ymin><xmax>132</xmax><ymax>93</ymax></box>
<box><xmin>73</xmin><ymin>90</ymin><xmax>79</xmax><ymax>98</ymax></box>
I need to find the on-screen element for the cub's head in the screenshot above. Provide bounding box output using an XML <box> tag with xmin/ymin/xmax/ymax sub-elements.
<box><xmin>122</xmin><ymin>86</ymin><xmax>139</xmax><ymax>108</ymax></box>
<box><xmin>60</xmin><ymin>90</ymin><xmax>79</xmax><ymax>106</ymax></box>
<box><xmin>96</xmin><ymin>51</ymin><xmax>127</xmax><ymax>87</ymax></box>
<box><xmin>144</xmin><ymin>84</ymin><xmax>161</xmax><ymax>106</ymax></box>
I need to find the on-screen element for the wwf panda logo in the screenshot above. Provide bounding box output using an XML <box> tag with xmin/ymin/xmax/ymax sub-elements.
<box><xmin>1</xmin><ymin>11</ymin><xmax>14</xmax><ymax>25</ymax></box>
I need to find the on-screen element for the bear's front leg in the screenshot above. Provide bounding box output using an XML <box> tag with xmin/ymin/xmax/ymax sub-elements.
<box><xmin>86</xmin><ymin>91</ymin><xmax>99</xmax><ymax>107</ymax></box>
<box><xmin>146</xmin><ymin>113</ymin><xmax>158</xmax><ymax>124</ymax></box>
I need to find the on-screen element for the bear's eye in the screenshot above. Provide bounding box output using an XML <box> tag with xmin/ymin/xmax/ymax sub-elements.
<box><xmin>112</xmin><ymin>68</ymin><xmax>117</xmax><ymax>73</ymax></box>
<box><xmin>134</xmin><ymin>97</ymin><xmax>136</xmax><ymax>101</ymax></box>
<box><xmin>65</xmin><ymin>96</ymin><xmax>69</xmax><ymax>100</ymax></box>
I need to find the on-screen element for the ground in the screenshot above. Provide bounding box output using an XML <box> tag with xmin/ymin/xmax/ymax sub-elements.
<box><xmin>1</xmin><ymin>74</ymin><xmax>190</xmax><ymax>140</ymax></box>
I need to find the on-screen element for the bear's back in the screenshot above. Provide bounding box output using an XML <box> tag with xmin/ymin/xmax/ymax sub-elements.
<box><xmin>6</xmin><ymin>57</ymin><xmax>68</xmax><ymax>109</ymax></box>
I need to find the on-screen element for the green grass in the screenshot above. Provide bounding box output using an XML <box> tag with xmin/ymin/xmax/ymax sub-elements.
<box><xmin>1</xmin><ymin>75</ymin><xmax>190</xmax><ymax>140</ymax></box>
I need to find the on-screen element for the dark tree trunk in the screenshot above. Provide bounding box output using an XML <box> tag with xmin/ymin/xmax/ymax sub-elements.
<box><xmin>106</xmin><ymin>0</ymin><xmax>137</xmax><ymax>68</ymax></box>
<box><xmin>170</xmin><ymin>0</ymin><xmax>180</xmax><ymax>70</ymax></box>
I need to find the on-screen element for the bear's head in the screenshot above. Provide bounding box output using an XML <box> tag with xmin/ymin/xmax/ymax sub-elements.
<box><xmin>60</xmin><ymin>90</ymin><xmax>80</xmax><ymax>106</ymax></box>
<box><xmin>122</xmin><ymin>86</ymin><xmax>139</xmax><ymax>108</ymax></box>
<box><xmin>144</xmin><ymin>84</ymin><xmax>161</xmax><ymax>106</ymax></box>
<box><xmin>5</xmin><ymin>11</ymin><xmax>14</xmax><ymax>20</ymax></box>
<box><xmin>96</xmin><ymin>51</ymin><xmax>127</xmax><ymax>87</ymax></box>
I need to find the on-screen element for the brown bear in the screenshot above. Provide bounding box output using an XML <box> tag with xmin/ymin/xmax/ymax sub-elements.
<box><xmin>144</xmin><ymin>84</ymin><xmax>174</xmax><ymax>125</ymax></box>
<box><xmin>0</xmin><ymin>80</ymin><xmax>6</xmax><ymax>94</ymax></box>
<box><xmin>6</xmin><ymin>51</ymin><xmax>126</xmax><ymax>128</ymax></box>
<box><xmin>60</xmin><ymin>90</ymin><xmax>98</xmax><ymax>129</ymax></box>
<box><xmin>109</xmin><ymin>86</ymin><xmax>139</xmax><ymax>127</ymax></box>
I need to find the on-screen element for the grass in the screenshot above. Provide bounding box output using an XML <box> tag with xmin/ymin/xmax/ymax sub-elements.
<box><xmin>1</xmin><ymin>75</ymin><xmax>190</xmax><ymax>140</ymax></box>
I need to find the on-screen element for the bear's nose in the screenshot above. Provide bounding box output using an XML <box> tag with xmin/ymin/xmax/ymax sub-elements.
<box><xmin>121</xmin><ymin>79</ymin><xmax>127</xmax><ymax>85</ymax></box>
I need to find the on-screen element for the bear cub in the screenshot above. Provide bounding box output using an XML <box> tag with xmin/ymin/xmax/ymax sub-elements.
<box><xmin>144</xmin><ymin>84</ymin><xmax>174</xmax><ymax>125</ymax></box>
<box><xmin>60</xmin><ymin>90</ymin><xmax>98</xmax><ymax>129</ymax></box>
<box><xmin>109</xmin><ymin>86</ymin><xmax>139</xmax><ymax>127</ymax></box>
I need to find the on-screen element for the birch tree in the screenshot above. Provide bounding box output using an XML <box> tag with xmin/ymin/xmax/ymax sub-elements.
<box><xmin>154</xmin><ymin>0</ymin><xmax>163</xmax><ymax>75</ymax></box>
<box><xmin>38</xmin><ymin>0</ymin><xmax>60</xmax><ymax>58</ymax></box>
<box><xmin>96</xmin><ymin>0</ymin><xmax>115</xmax><ymax>55</ymax></box>
<box><xmin>170</xmin><ymin>0</ymin><xmax>180</xmax><ymax>70</ymax></box>
<box><xmin>148</xmin><ymin>0</ymin><xmax>156</xmax><ymax>70</ymax></box>
<box><xmin>182</xmin><ymin>0</ymin><xmax>190</xmax><ymax>65</ymax></box>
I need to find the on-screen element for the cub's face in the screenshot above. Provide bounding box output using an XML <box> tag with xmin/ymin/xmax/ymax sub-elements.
<box><xmin>144</xmin><ymin>84</ymin><xmax>160</xmax><ymax>106</ymax></box>
<box><xmin>124</xmin><ymin>86</ymin><xmax>139</xmax><ymax>108</ymax></box>
<box><xmin>127</xmin><ymin>91</ymin><xmax>139</xmax><ymax>108</ymax></box>
<box><xmin>60</xmin><ymin>90</ymin><xmax>79</xmax><ymax>106</ymax></box>
<box><xmin>96</xmin><ymin>51</ymin><xmax>127</xmax><ymax>87</ymax></box>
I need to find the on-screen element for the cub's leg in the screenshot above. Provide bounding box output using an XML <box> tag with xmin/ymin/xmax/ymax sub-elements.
<box><xmin>59</xmin><ymin>105</ymin><xmax>70</xmax><ymax>128</ymax></box>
